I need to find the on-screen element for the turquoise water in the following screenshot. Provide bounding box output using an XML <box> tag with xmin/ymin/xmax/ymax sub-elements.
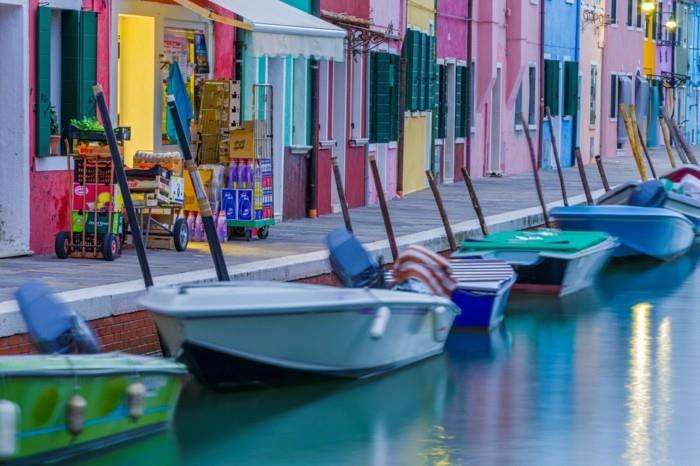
<box><xmin>70</xmin><ymin>249</ymin><xmax>700</xmax><ymax>465</ymax></box>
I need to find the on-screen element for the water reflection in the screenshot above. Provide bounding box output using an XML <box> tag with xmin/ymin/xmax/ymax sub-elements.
<box><xmin>626</xmin><ymin>303</ymin><xmax>652</xmax><ymax>466</ymax></box>
<box><xmin>60</xmin><ymin>431</ymin><xmax>180</xmax><ymax>466</ymax></box>
<box><xmin>175</xmin><ymin>355</ymin><xmax>451</xmax><ymax>466</ymax></box>
<box><xmin>656</xmin><ymin>317</ymin><xmax>672</xmax><ymax>465</ymax></box>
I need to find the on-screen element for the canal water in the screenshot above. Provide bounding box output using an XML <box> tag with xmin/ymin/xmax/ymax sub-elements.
<box><xmin>68</xmin><ymin>248</ymin><xmax>700</xmax><ymax>466</ymax></box>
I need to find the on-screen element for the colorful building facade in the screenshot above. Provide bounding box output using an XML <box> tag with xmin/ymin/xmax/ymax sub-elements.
<box><xmin>579</xmin><ymin>0</ymin><xmax>606</xmax><ymax>163</ymax></box>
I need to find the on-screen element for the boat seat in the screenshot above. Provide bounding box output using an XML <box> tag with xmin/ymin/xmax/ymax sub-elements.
<box><xmin>629</xmin><ymin>180</ymin><xmax>668</xmax><ymax>208</ymax></box>
<box><xmin>15</xmin><ymin>280</ymin><xmax>101</xmax><ymax>354</ymax></box>
<box><xmin>326</xmin><ymin>229</ymin><xmax>383</xmax><ymax>288</ymax></box>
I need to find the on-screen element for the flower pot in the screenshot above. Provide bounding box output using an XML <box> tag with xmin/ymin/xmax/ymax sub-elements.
<box><xmin>50</xmin><ymin>135</ymin><xmax>61</xmax><ymax>155</ymax></box>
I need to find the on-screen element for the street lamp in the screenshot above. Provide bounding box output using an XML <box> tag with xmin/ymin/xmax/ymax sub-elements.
<box><xmin>666</xmin><ymin>18</ymin><xmax>678</xmax><ymax>30</ymax></box>
<box><xmin>641</xmin><ymin>1</ymin><xmax>655</xmax><ymax>13</ymax></box>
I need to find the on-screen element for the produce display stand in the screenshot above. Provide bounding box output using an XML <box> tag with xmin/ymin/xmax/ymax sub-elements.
<box><xmin>55</xmin><ymin>128</ymin><xmax>130</xmax><ymax>261</ymax></box>
<box><xmin>224</xmin><ymin>84</ymin><xmax>275</xmax><ymax>241</ymax></box>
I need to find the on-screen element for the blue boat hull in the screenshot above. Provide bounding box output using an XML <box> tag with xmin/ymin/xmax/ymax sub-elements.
<box><xmin>450</xmin><ymin>277</ymin><xmax>515</xmax><ymax>329</ymax></box>
<box><xmin>551</xmin><ymin>206</ymin><xmax>695</xmax><ymax>261</ymax></box>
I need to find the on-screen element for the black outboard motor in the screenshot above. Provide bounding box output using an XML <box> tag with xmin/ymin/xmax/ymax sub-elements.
<box><xmin>326</xmin><ymin>229</ymin><xmax>384</xmax><ymax>288</ymax></box>
<box><xmin>15</xmin><ymin>280</ymin><xmax>101</xmax><ymax>354</ymax></box>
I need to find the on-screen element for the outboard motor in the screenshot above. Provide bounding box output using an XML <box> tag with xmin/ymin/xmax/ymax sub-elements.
<box><xmin>15</xmin><ymin>280</ymin><xmax>101</xmax><ymax>354</ymax></box>
<box><xmin>629</xmin><ymin>180</ymin><xmax>668</xmax><ymax>208</ymax></box>
<box><xmin>326</xmin><ymin>229</ymin><xmax>383</xmax><ymax>288</ymax></box>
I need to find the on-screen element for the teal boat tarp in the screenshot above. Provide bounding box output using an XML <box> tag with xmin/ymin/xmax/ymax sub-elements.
<box><xmin>460</xmin><ymin>229</ymin><xmax>611</xmax><ymax>254</ymax></box>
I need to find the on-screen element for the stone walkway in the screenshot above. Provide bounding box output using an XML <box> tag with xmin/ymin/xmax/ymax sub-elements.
<box><xmin>0</xmin><ymin>150</ymin><xmax>676</xmax><ymax>303</ymax></box>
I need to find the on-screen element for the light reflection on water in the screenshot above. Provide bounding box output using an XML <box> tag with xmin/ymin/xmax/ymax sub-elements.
<box><xmin>67</xmin><ymin>249</ymin><xmax>700</xmax><ymax>466</ymax></box>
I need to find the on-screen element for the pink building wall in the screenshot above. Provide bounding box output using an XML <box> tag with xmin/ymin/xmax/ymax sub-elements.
<box><xmin>437</xmin><ymin>0</ymin><xmax>467</xmax><ymax>60</ymax></box>
<box><xmin>600</xmin><ymin>8</ymin><xmax>644</xmax><ymax>158</ymax></box>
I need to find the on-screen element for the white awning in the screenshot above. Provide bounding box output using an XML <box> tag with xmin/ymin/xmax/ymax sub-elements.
<box><xmin>208</xmin><ymin>0</ymin><xmax>346</xmax><ymax>61</ymax></box>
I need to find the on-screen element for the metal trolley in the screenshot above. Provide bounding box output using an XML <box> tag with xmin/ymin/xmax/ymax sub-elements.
<box><xmin>225</xmin><ymin>84</ymin><xmax>275</xmax><ymax>241</ymax></box>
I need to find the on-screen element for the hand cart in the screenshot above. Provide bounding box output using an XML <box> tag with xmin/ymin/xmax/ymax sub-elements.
<box><xmin>225</xmin><ymin>84</ymin><xmax>275</xmax><ymax>241</ymax></box>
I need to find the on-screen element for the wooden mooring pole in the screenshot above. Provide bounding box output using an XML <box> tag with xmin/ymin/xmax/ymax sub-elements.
<box><xmin>331</xmin><ymin>157</ymin><xmax>353</xmax><ymax>233</ymax></box>
<box><xmin>620</xmin><ymin>104</ymin><xmax>649</xmax><ymax>181</ymax></box>
<box><xmin>545</xmin><ymin>106</ymin><xmax>569</xmax><ymax>206</ymax></box>
<box><xmin>575</xmin><ymin>148</ymin><xmax>594</xmax><ymax>205</ymax></box>
<box><xmin>668</xmin><ymin>115</ymin><xmax>699</xmax><ymax>165</ymax></box>
<box><xmin>658</xmin><ymin>115</ymin><xmax>678</xmax><ymax>169</ymax></box>
<box><xmin>369</xmin><ymin>155</ymin><xmax>398</xmax><ymax>262</ymax></box>
<box><xmin>460</xmin><ymin>167</ymin><xmax>489</xmax><ymax>236</ymax></box>
<box><xmin>520</xmin><ymin>112</ymin><xmax>550</xmax><ymax>227</ymax></box>
<box><xmin>630</xmin><ymin>104</ymin><xmax>657</xmax><ymax>178</ymax></box>
<box><xmin>660</xmin><ymin>109</ymin><xmax>691</xmax><ymax>164</ymax></box>
<box><xmin>594</xmin><ymin>155</ymin><xmax>610</xmax><ymax>192</ymax></box>
<box><xmin>425</xmin><ymin>170</ymin><xmax>457</xmax><ymax>251</ymax></box>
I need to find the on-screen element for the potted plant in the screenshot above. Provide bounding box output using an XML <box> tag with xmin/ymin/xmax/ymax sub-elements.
<box><xmin>49</xmin><ymin>106</ymin><xmax>60</xmax><ymax>155</ymax></box>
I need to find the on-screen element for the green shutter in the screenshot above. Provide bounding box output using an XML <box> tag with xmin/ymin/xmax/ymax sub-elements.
<box><xmin>454</xmin><ymin>66</ymin><xmax>464</xmax><ymax>137</ymax></box>
<box><xmin>370</xmin><ymin>52</ymin><xmax>393</xmax><ymax>143</ymax></box>
<box><xmin>427</xmin><ymin>36</ymin><xmax>436</xmax><ymax>112</ymax></box>
<box><xmin>417</xmin><ymin>33</ymin><xmax>425</xmax><ymax>111</ymax></box>
<box><xmin>389</xmin><ymin>54</ymin><xmax>400</xmax><ymax>141</ymax></box>
<box><xmin>36</xmin><ymin>6</ymin><xmax>52</xmax><ymax>157</ymax></box>
<box><xmin>437</xmin><ymin>64</ymin><xmax>447</xmax><ymax>139</ymax></box>
<box><xmin>564</xmin><ymin>61</ymin><xmax>579</xmax><ymax>117</ymax></box>
<box><xmin>62</xmin><ymin>11</ymin><xmax>97</xmax><ymax>137</ymax></box>
<box><xmin>544</xmin><ymin>59</ymin><xmax>560</xmax><ymax>117</ymax></box>
<box><xmin>404</xmin><ymin>30</ymin><xmax>419</xmax><ymax>112</ymax></box>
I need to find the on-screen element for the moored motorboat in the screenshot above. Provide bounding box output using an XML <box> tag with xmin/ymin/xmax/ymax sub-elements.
<box><xmin>142</xmin><ymin>281</ymin><xmax>459</xmax><ymax>389</ymax></box>
<box><xmin>550</xmin><ymin>205</ymin><xmax>695</xmax><ymax>260</ymax></box>
<box><xmin>598</xmin><ymin>179</ymin><xmax>700</xmax><ymax>233</ymax></box>
<box><xmin>0</xmin><ymin>282</ymin><xmax>187</xmax><ymax>465</ymax></box>
<box><xmin>453</xmin><ymin>229</ymin><xmax>617</xmax><ymax>296</ymax></box>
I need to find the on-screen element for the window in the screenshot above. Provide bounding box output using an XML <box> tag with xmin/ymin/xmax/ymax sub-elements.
<box><xmin>611</xmin><ymin>0</ymin><xmax>618</xmax><ymax>24</ymax></box>
<box><xmin>455</xmin><ymin>65</ymin><xmax>467</xmax><ymax>137</ymax></box>
<box><xmin>369</xmin><ymin>51</ymin><xmax>399</xmax><ymax>143</ymax></box>
<box><xmin>627</xmin><ymin>0</ymin><xmax>633</xmax><ymax>27</ymax></box>
<box><xmin>636</xmin><ymin>0</ymin><xmax>642</xmax><ymax>28</ymax></box>
<box><xmin>563</xmin><ymin>61</ymin><xmax>579</xmax><ymax>117</ymax></box>
<box><xmin>403</xmin><ymin>29</ymin><xmax>435</xmax><ymax>112</ymax></box>
<box><xmin>590</xmin><ymin>64</ymin><xmax>598</xmax><ymax>126</ymax></box>
<box><xmin>36</xmin><ymin>7</ymin><xmax>97</xmax><ymax>157</ymax></box>
<box><xmin>514</xmin><ymin>81</ymin><xmax>523</xmax><ymax>130</ymax></box>
<box><xmin>544</xmin><ymin>59</ymin><xmax>560</xmax><ymax>116</ymax></box>
<box><xmin>350</xmin><ymin>54</ymin><xmax>364</xmax><ymax>140</ymax></box>
<box><xmin>469</xmin><ymin>61</ymin><xmax>476</xmax><ymax>132</ymax></box>
<box><xmin>657</xmin><ymin>3</ymin><xmax>663</xmax><ymax>40</ymax></box>
<box><xmin>528</xmin><ymin>65</ymin><xmax>537</xmax><ymax>126</ymax></box>
<box><xmin>292</xmin><ymin>58</ymin><xmax>309</xmax><ymax>146</ymax></box>
<box><xmin>610</xmin><ymin>74</ymin><xmax>618</xmax><ymax>119</ymax></box>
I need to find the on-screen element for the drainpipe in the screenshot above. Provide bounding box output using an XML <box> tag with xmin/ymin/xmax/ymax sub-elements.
<box><xmin>307</xmin><ymin>0</ymin><xmax>320</xmax><ymax>218</ymax></box>
<box><xmin>537</xmin><ymin>0</ymin><xmax>545</xmax><ymax>168</ymax></box>
<box><xmin>466</xmin><ymin>0</ymin><xmax>473</xmax><ymax>170</ymax></box>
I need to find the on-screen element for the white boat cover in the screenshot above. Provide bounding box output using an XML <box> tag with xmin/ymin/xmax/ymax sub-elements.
<box><xmin>208</xmin><ymin>0</ymin><xmax>346</xmax><ymax>60</ymax></box>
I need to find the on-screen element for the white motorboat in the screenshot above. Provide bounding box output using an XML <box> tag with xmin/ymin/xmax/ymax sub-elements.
<box><xmin>141</xmin><ymin>281</ymin><xmax>459</xmax><ymax>388</ymax></box>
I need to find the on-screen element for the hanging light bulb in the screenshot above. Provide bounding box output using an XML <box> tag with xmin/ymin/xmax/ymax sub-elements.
<box><xmin>666</xmin><ymin>18</ymin><xmax>678</xmax><ymax>30</ymax></box>
<box><xmin>641</xmin><ymin>1</ymin><xmax>656</xmax><ymax>12</ymax></box>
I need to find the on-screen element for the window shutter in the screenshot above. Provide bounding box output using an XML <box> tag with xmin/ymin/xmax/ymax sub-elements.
<box><xmin>370</xmin><ymin>52</ymin><xmax>378</xmax><ymax>142</ymax></box>
<box><xmin>427</xmin><ymin>36</ymin><xmax>436</xmax><ymax>112</ymax></box>
<box><xmin>369</xmin><ymin>52</ymin><xmax>393</xmax><ymax>143</ymax></box>
<box><xmin>36</xmin><ymin>6</ymin><xmax>52</xmax><ymax>157</ymax></box>
<box><xmin>564</xmin><ymin>61</ymin><xmax>579</xmax><ymax>117</ymax></box>
<box><xmin>62</xmin><ymin>11</ymin><xmax>97</xmax><ymax>136</ymax></box>
<box><xmin>417</xmin><ymin>32</ymin><xmax>425</xmax><ymax>111</ymax></box>
<box><xmin>544</xmin><ymin>59</ymin><xmax>560</xmax><ymax>116</ymax></box>
<box><xmin>455</xmin><ymin>66</ymin><xmax>465</xmax><ymax>137</ymax></box>
<box><xmin>610</xmin><ymin>74</ymin><xmax>618</xmax><ymax>118</ymax></box>
<box><xmin>389</xmin><ymin>54</ymin><xmax>400</xmax><ymax>141</ymax></box>
<box><xmin>437</xmin><ymin>64</ymin><xmax>447</xmax><ymax>139</ymax></box>
<box><xmin>405</xmin><ymin>30</ymin><xmax>420</xmax><ymax>112</ymax></box>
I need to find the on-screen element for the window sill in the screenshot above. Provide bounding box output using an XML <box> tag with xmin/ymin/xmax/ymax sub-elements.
<box><xmin>455</xmin><ymin>137</ymin><xmax>466</xmax><ymax>144</ymax></box>
<box><xmin>35</xmin><ymin>156</ymin><xmax>72</xmax><ymax>172</ymax></box>
<box><xmin>515</xmin><ymin>125</ymin><xmax>524</xmax><ymax>132</ymax></box>
<box><xmin>528</xmin><ymin>124</ymin><xmax>537</xmax><ymax>131</ymax></box>
<box><xmin>350</xmin><ymin>138</ymin><xmax>369</xmax><ymax>147</ymax></box>
<box><xmin>388</xmin><ymin>141</ymin><xmax>398</xmax><ymax>149</ymax></box>
<box><xmin>320</xmin><ymin>139</ymin><xmax>336</xmax><ymax>149</ymax></box>
<box><xmin>435</xmin><ymin>139</ymin><xmax>444</xmax><ymax>146</ymax></box>
<box><xmin>47</xmin><ymin>0</ymin><xmax>82</xmax><ymax>10</ymax></box>
<box><xmin>289</xmin><ymin>145</ymin><xmax>312</xmax><ymax>155</ymax></box>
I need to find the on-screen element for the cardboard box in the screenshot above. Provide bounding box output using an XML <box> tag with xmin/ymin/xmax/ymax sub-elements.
<box><xmin>71</xmin><ymin>212</ymin><xmax>122</xmax><ymax>235</ymax></box>
<box><xmin>184</xmin><ymin>169</ymin><xmax>213</xmax><ymax>211</ymax></box>
<box><xmin>169</xmin><ymin>176</ymin><xmax>185</xmax><ymax>204</ymax></box>
<box><xmin>229</xmin><ymin>121</ymin><xmax>254</xmax><ymax>160</ymax></box>
<box><xmin>72</xmin><ymin>183</ymin><xmax>123</xmax><ymax>212</ymax></box>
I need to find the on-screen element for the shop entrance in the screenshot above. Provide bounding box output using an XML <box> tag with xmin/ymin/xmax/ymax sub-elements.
<box><xmin>0</xmin><ymin>2</ymin><xmax>29</xmax><ymax>256</ymax></box>
<box><xmin>117</xmin><ymin>14</ymin><xmax>155</xmax><ymax>165</ymax></box>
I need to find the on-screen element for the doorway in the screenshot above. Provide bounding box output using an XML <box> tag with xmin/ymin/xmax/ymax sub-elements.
<box><xmin>0</xmin><ymin>3</ymin><xmax>29</xmax><ymax>256</ymax></box>
<box><xmin>488</xmin><ymin>67</ymin><xmax>502</xmax><ymax>174</ymax></box>
<box><xmin>118</xmin><ymin>14</ymin><xmax>155</xmax><ymax>165</ymax></box>
<box><xmin>444</xmin><ymin>63</ymin><xmax>456</xmax><ymax>183</ymax></box>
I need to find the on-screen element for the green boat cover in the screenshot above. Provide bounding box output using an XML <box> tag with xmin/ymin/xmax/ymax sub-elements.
<box><xmin>460</xmin><ymin>229</ymin><xmax>611</xmax><ymax>253</ymax></box>
<box><xmin>0</xmin><ymin>354</ymin><xmax>186</xmax><ymax>376</ymax></box>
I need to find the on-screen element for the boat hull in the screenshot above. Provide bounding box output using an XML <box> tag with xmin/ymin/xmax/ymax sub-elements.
<box><xmin>551</xmin><ymin>206</ymin><xmax>695</xmax><ymax>260</ymax></box>
<box><xmin>146</xmin><ymin>283</ymin><xmax>459</xmax><ymax>389</ymax></box>
<box><xmin>451</xmin><ymin>278</ymin><xmax>515</xmax><ymax>329</ymax></box>
<box><xmin>0</xmin><ymin>354</ymin><xmax>186</xmax><ymax>465</ymax></box>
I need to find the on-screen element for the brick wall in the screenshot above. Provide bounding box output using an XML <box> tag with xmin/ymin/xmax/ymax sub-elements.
<box><xmin>0</xmin><ymin>311</ymin><xmax>162</xmax><ymax>356</ymax></box>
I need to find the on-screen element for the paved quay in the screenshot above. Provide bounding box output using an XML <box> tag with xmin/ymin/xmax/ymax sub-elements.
<box><xmin>0</xmin><ymin>150</ymin><xmax>675</xmax><ymax>333</ymax></box>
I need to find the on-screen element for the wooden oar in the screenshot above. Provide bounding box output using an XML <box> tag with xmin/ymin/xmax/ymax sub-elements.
<box><xmin>331</xmin><ymin>156</ymin><xmax>353</xmax><ymax>232</ymax></box>
<box><xmin>520</xmin><ymin>112</ymin><xmax>550</xmax><ymax>227</ymax></box>
<box><xmin>93</xmin><ymin>85</ymin><xmax>153</xmax><ymax>287</ymax></box>
<box><xmin>425</xmin><ymin>170</ymin><xmax>457</xmax><ymax>251</ymax></box>
<box><xmin>658</xmin><ymin>115</ymin><xmax>678</xmax><ymax>169</ymax></box>
<box><xmin>167</xmin><ymin>95</ymin><xmax>230</xmax><ymax>282</ymax></box>
<box><xmin>545</xmin><ymin>106</ymin><xmax>569</xmax><ymax>205</ymax></box>
<box><xmin>460</xmin><ymin>167</ymin><xmax>489</xmax><ymax>236</ymax></box>
<box><xmin>620</xmin><ymin>104</ymin><xmax>648</xmax><ymax>181</ymax></box>
<box><xmin>369</xmin><ymin>155</ymin><xmax>398</xmax><ymax>262</ymax></box>
<box><xmin>629</xmin><ymin>104</ymin><xmax>657</xmax><ymax>178</ymax></box>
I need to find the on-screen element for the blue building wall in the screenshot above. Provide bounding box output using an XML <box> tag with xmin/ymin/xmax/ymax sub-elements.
<box><xmin>542</xmin><ymin>0</ymin><xmax>580</xmax><ymax>169</ymax></box>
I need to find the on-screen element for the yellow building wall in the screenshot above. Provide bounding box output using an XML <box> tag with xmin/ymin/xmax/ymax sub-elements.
<box><xmin>643</xmin><ymin>40</ymin><xmax>655</xmax><ymax>77</ymax></box>
<box><xmin>118</xmin><ymin>15</ymin><xmax>155</xmax><ymax>166</ymax></box>
<box><xmin>403</xmin><ymin>115</ymin><xmax>429</xmax><ymax>194</ymax></box>
<box><xmin>407</xmin><ymin>0</ymin><xmax>435</xmax><ymax>31</ymax></box>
